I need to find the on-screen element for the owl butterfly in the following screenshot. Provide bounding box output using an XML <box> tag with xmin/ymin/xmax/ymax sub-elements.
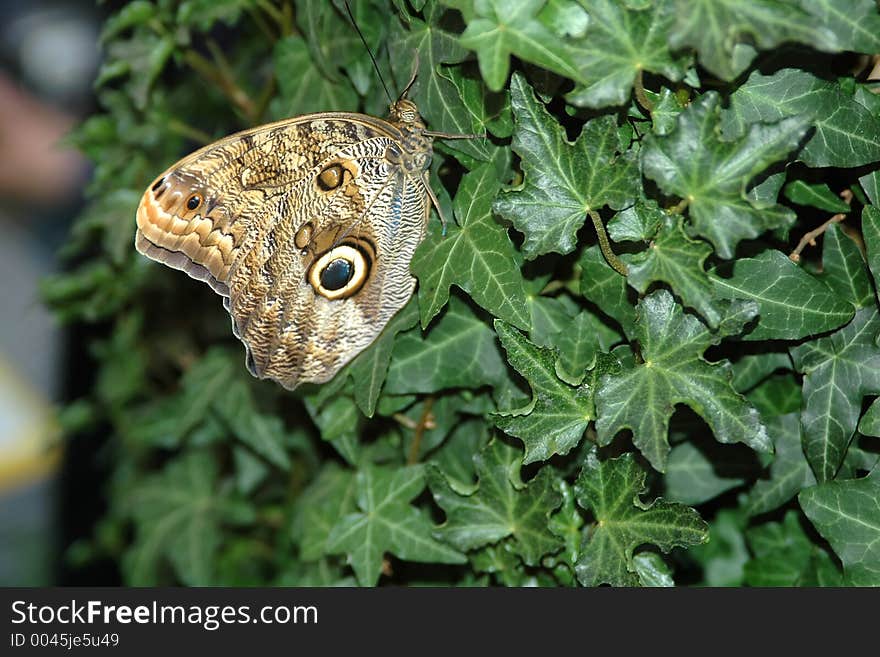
<box><xmin>135</xmin><ymin>63</ymin><xmax>471</xmax><ymax>390</ymax></box>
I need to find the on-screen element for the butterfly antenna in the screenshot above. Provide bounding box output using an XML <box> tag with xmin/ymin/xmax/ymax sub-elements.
<box><xmin>400</xmin><ymin>54</ymin><xmax>419</xmax><ymax>99</ymax></box>
<box><xmin>343</xmin><ymin>0</ymin><xmax>393</xmax><ymax>104</ymax></box>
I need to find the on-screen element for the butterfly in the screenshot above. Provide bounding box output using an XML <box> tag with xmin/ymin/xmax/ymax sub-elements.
<box><xmin>134</xmin><ymin>71</ymin><xmax>470</xmax><ymax>390</ymax></box>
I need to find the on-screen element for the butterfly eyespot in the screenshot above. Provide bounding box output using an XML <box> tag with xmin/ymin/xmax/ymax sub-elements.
<box><xmin>308</xmin><ymin>243</ymin><xmax>372</xmax><ymax>300</ymax></box>
<box><xmin>320</xmin><ymin>259</ymin><xmax>353</xmax><ymax>291</ymax></box>
<box><xmin>317</xmin><ymin>164</ymin><xmax>345</xmax><ymax>191</ymax></box>
<box><xmin>384</xmin><ymin>144</ymin><xmax>402</xmax><ymax>164</ymax></box>
<box><xmin>295</xmin><ymin>222</ymin><xmax>314</xmax><ymax>250</ymax></box>
<box><xmin>186</xmin><ymin>194</ymin><xmax>202</xmax><ymax>211</ymax></box>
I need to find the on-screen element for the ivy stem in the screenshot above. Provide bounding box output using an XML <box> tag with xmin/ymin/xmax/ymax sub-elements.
<box><xmin>406</xmin><ymin>397</ymin><xmax>435</xmax><ymax>465</ymax></box>
<box><xmin>184</xmin><ymin>46</ymin><xmax>258</xmax><ymax>123</ymax></box>
<box><xmin>669</xmin><ymin>198</ymin><xmax>690</xmax><ymax>214</ymax></box>
<box><xmin>256</xmin><ymin>0</ymin><xmax>285</xmax><ymax>26</ymax></box>
<box><xmin>258</xmin><ymin>0</ymin><xmax>295</xmax><ymax>36</ymax></box>
<box><xmin>634</xmin><ymin>68</ymin><xmax>653</xmax><ymax>113</ymax></box>
<box><xmin>589</xmin><ymin>209</ymin><xmax>628</xmax><ymax>276</ymax></box>
<box><xmin>166</xmin><ymin>118</ymin><xmax>213</xmax><ymax>145</ymax></box>
<box><xmin>281</xmin><ymin>1</ymin><xmax>295</xmax><ymax>36</ymax></box>
<box><xmin>255</xmin><ymin>75</ymin><xmax>277</xmax><ymax>122</ymax></box>
<box><xmin>789</xmin><ymin>190</ymin><xmax>853</xmax><ymax>263</ymax></box>
<box><xmin>248</xmin><ymin>6</ymin><xmax>277</xmax><ymax>42</ymax></box>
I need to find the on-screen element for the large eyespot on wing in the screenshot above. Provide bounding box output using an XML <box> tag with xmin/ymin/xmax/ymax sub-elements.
<box><xmin>135</xmin><ymin>170</ymin><xmax>242</xmax><ymax>296</ymax></box>
<box><xmin>307</xmin><ymin>240</ymin><xmax>375</xmax><ymax>300</ymax></box>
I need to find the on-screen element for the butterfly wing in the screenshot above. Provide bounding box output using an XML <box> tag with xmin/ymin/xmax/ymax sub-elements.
<box><xmin>136</xmin><ymin>113</ymin><xmax>431</xmax><ymax>389</ymax></box>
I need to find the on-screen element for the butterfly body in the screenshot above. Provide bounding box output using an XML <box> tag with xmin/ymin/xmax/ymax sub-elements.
<box><xmin>136</xmin><ymin>101</ymin><xmax>435</xmax><ymax>389</ymax></box>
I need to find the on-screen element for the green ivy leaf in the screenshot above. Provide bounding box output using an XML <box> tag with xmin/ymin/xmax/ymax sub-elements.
<box><xmin>783</xmin><ymin>180</ymin><xmax>851</xmax><ymax>213</ymax></box>
<box><xmin>124</xmin><ymin>451</ymin><xmax>255</xmax><ymax>585</ymax></box>
<box><xmin>441</xmin><ymin>66</ymin><xmax>513</xmax><ymax>141</ymax></box>
<box><xmin>385</xmin><ymin>297</ymin><xmax>507</xmax><ymax>394</ymax></box>
<box><xmin>550</xmin><ymin>311</ymin><xmax>610</xmax><ymax>384</ymax></box>
<box><xmin>859</xmin><ymin>398</ymin><xmax>880</xmax><ymax>437</ymax></box>
<box><xmin>791</xmin><ymin>307</ymin><xmax>880</xmax><ymax>481</ymax></box>
<box><xmin>525</xmin><ymin>283</ymin><xmax>574</xmax><ymax>346</ymax></box>
<box><xmin>493</xmin><ymin>320</ymin><xmax>592</xmax><ymax>463</ymax></box>
<box><xmin>306</xmin><ymin>395</ymin><xmax>363</xmax><ymax>465</ymax></box>
<box><xmin>731</xmin><ymin>352</ymin><xmax>793</xmax><ymax>393</ymax></box>
<box><xmin>271</xmin><ymin>37</ymin><xmax>358</xmax><ymax>117</ymax></box>
<box><xmin>178</xmin><ymin>0</ymin><xmax>253</xmax><ymax>31</ymax></box>
<box><xmin>413</xmin><ymin>164</ymin><xmax>529</xmax><ymax>330</ymax></box>
<box><xmin>800</xmin><ymin>0</ymin><xmax>880</xmax><ymax>53</ymax></box>
<box><xmin>642</xmin><ymin>92</ymin><xmax>807</xmax><ymax>258</ymax></box>
<box><xmin>494</xmin><ymin>73</ymin><xmax>639</xmax><ymax>258</ymax></box>
<box><xmin>711</xmin><ymin>250</ymin><xmax>855</xmax><ymax>341</ymax></box>
<box><xmin>688</xmin><ymin>509</ymin><xmax>749</xmax><ymax>586</ymax></box>
<box><xmin>548</xmin><ymin>479</ymin><xmax>583</xmax><ymax>570</ymax></box>
<box><xmin>326</xmin><ymin>464</ymin><xmax>466</xmax><ymax>585</ymax></box>
<box><xmin>468</xmin><ymin>539</ymin><xmax>529</xmax><ymax>586</ymax></box>
<box><xmin>459</xmin><ymin>0</ymin><xmax>583</xmax><ymax>91</ymax></box>
<box><xmin>428</xmin><ymin>418</ymin><xmax>491</xmax><ymax>494</ymax></box>
<box><xmin>863</xmin><ymin>206</ymin><xmax>880</xmax><ymax>296</ymax></box>
<box><xmin>216</xmin><ymin>380</ymin><xmax>293</xmax><ymax>470</ymax></box>
<box><xmin>232</xmin><ymin>447</ymin><xmax>269</xmax><ymax>495</ymax></box>
<box><xmin>428</xmin><ymin>439</ymin><xmax>563</xmax><ymax>564</ymax></box>
<box><xmin>723</xmin><ymin>69</ymin><xmax>880</xmax><ymax>168</ymax></box>
<box><xmin>579</xmin><ymin>245</ymin><xmax>636</xmax><ymax>336</ymax></box>
<box><xmin>800</xmin><ymin>473</ymin><xmax>880</xmax><ymax>586</ymax></box>
<box><xmin>745</xmin><ymin>413</ymin><xmax>816</xmax><ymax>516</ymax></box>
<box><xmin>668</xmin><ymin>0</ymin><xmax>837</xmax><ymax>81</ymax></box>
<box><xmin>98</xmin><ymin>31</ymin><xmax>174</xmax><ymax>109</ymax></box>
<box><xmin>649</xmin><ymin>87</ymin><xmax>687</xmax><ymax>136</ymax></box>
<box><xmin>293</xmin><ymin>465</ymin><xmax>357</xmax><ymax>560</ymax></box>
<box><xmin>743</xmin><ymin>510</ymin><xmax>841</xmax><ymax>586</ymax></box>
<box><xmin>820</xmin><ymin>223</ymin><xmax>874</xmax><ymax>309</ymax></box>
<box><xmin>596</xmin><ymin>290</ymin><xmax>771</xmax><ymax>472</ymax></box>
<box><xmin>565</xmin><ymin>0</ymin><xmax>687</xmax><ymax>108</ymax></box>
<box><xmin>607</xmin><ymin>200</ymin><xmax>663</xmax><ymax>243</ymax></box>
<box><xmin>633</xmin><ymin>552</ymin><xmax>675</xmax><ymax>587</ymax></box>
<box><xmin>664</xmin><ymin>442</ymin><xmax>746</xmax><ymax>505</ymax></box>
<box><xmin>861</xmin><ymin>170</ymin><xmax>880</xmax><ymax>205</ymax></box>
<box><xmin>344</xmin><ymin>300</ymin><xmax>419</xmax><ymax>417</ymax></box>
<box><xmin>574</xmin><ymin>450</ymin><xmax>708</xmax><ymax>586</ymax></box>
<box><xmin>747</xmin><ymin>373</ymin><xmax>803</xmax><ymax>420</ymax></box>
<box><xmin>623</xmin><ymin>214</ymin><xmax>721</xmax><ymax>327</ymax></box>
<box><xmin>101</xmin><ymin>2</ymin><xmax>156</xmax><ymax>42</ymax></box>
<box><xmin>127</xmin><ymin>350</ymin><xmax>293</xmax><ymax>469</ymax></box>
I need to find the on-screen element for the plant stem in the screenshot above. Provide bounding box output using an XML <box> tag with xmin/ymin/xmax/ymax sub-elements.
<box><xmin>184</xmin><ymin>47</ymin><xmax>258</xmax><ymax>123</ymax></box>
<box><xmin>789</xmin><ymin>189</ymin><xmax>853</xmax><ymax>262</ymax></box>
<box><xmin>789</xmin><ymin>214</ymin><xmax>846</xmax><ymax>263</ymax></box>
<box><xmin>256</xmin><ymin>0</ymin><xmax>285</xmax><ymax>26</ymax></box>
<box><xmin>166</xmin><ymin>118</ymin><xmax>213</xmax><ymax>145</ymax></box>
<box><xmin>247</xmin><ymin>6</ymin><xmax>277</xmax><ymax>42</ymax></box>
<box><xmin>407</xmin><ymin>397</ymin><xmax>435</xmax><ymax>465</ymax></box>
<box><xmin>589</xmin><ymin>209</ymin><xmax>628</xmax><ymax>276</ymax></box>
<box><xmin>255</xmin><ymin>75</ymin><xmax>277</xmax><ymax>122</ymax></box>
<box><xmin>669</xmin><ymin>198</ymin><xmax>690</xmax><ymax>214</ymax></box>
<box><xmin>634</xmin><ymin>68</ymin><xmax>653</xmax><ymax>113</ymax></box>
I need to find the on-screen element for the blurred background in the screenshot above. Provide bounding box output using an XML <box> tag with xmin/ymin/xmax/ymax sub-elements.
<box><xmin>0</xmin><ymin>0</ymin><xmax>102</xmax><ymax>585</ymax></box>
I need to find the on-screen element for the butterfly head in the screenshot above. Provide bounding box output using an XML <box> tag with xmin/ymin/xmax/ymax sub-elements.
<box><xmin>388</xmin><ymin>99</ymin><xmax>423</xmax><ymax>127</ymax></box>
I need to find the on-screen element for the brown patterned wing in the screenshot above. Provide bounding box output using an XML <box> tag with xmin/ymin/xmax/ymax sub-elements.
<box><xmin>135</xmin><ymin>113</ymin><xmax>432</xmax><ymax>389</ymax></box>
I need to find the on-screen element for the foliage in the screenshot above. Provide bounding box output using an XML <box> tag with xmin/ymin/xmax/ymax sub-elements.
<box><xmin>49</xmin><ymin>0</ymin><xmax>880</xmax><ymax>586</ymax></box>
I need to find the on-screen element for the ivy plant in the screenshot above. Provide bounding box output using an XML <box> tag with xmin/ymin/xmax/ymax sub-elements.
<box><xmin>49</xmin><ymin>0</ymin><xmax>880</xmax><ymax>587</ymax></box>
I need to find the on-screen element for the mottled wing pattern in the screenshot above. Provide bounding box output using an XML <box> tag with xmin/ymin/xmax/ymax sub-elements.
<box><xmin>135</xmin><ymin>112</ymin><xmax>432</xmax><ymax>389</ymax></box>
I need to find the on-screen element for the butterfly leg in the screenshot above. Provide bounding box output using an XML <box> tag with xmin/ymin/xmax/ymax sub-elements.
<box><xmin>423</xmin><ymin>172</ymin><xmax>449</xmax><ymax>236</ymax></box>
<box><xmin>424</xmin><ymin>130</ymin><xmax>486</xmax><ymax>140</ymax></box>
